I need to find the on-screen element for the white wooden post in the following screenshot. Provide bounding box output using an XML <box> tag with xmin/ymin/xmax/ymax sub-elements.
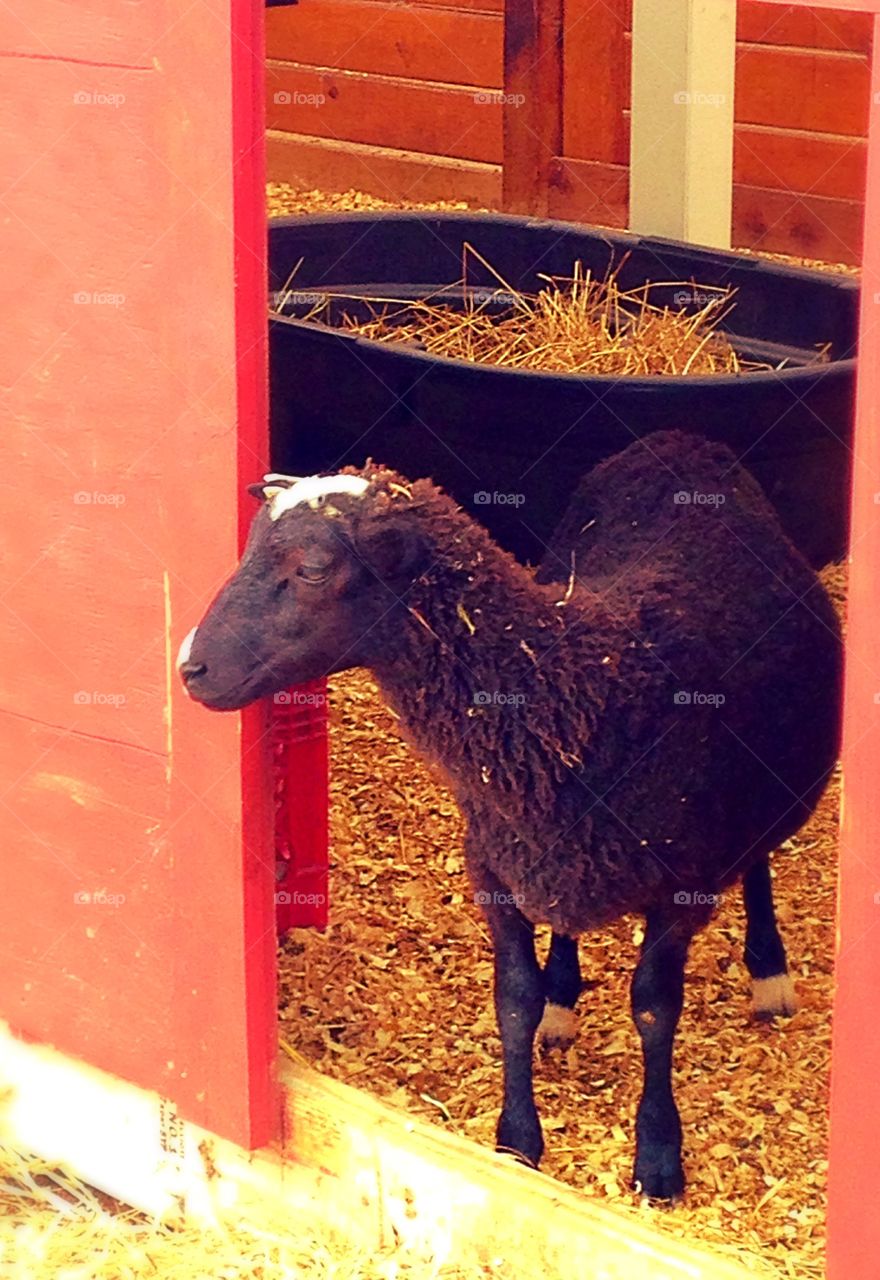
<box><xmin>629</xmin><ymin>0</ymin><xmax>737</xmax><ymax>248</ymax></box>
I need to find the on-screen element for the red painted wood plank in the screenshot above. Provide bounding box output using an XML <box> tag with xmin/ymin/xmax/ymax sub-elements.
<box><xmin>754</xmin><ymin>0</ymin><xmax>878</xmax><ymax>13</ymax></box>
<box><xmin>267</xmin><ymin>0</ymin><xmax>502</xmax><ymax>87</ymax></box>
<box><xmin>732</xmin><ymin>181</ymin><xmax>864</xmax><ymax>261</ymax></box>
<box><xmin>502</xmin><ymin>0</ymin><xmax>563</xmax><ymax>213</ymax></box>
<box><xmin>0</xmin><ymin>0</ymin><xmax>277</xmax><ymax>1149</ymax></box>
<box><xmin>738</xmin><ymin>3</ymin><xmax>872</xmax><ymax>50</ymax></box>
<box><xmin>548</xmin><ymin>153</ymin><xmax>863</xmax><ymax>261</ymax></box>
<box><xmin>547</xmin><ymin>158</ymin><xmax>629</xmax><ymax>229</ymax></box>
<box><xmin>267</xmin><ymin>129</ymin><xmax>500</xmax><ymax>205</ymax></box>
<box><xmin>737</xmin><ymin>44</ymin><xmax>871</xmax><ymax>135</ymax></box>
<box><xmin>266</xmin><ymin>63</ymin><xmax>500</xmax><ymax>163</ymax></box>
<box><xmin>828</xmin><ymin>22</ymin><xmax>880</xmax><ymax>1280</ymax></box>
<box><xmin>0</xmin><ymin>0</ymin><xmax>157</xmax><ymax>63</ymax></box>
<box><xmin>563</xmin><ymin>0</ymin><xmax>628</xmax><ymax>165</ymax></box>
<box><xmin>734</xmin><ymin>125</ymin><xmax>867</xmax><ymax>200</ymax></box>
<box><xmin>0</xmin><ymin>715</ymin><xmax>183</xmax><ymax>1094</ymax></box>
<box><xmin>273</xmin><ymin>682</ymin><xmax>330</xmax><ymax>933</ymax></box>
<box><xmin>0</xmin><ymin>63</ymin><xmax>173</xmax><ymax>757</ymax></box>
<box><xmin>0</xmin><ymin>479</ymin><xmax>166</xmax><ymax>754</ymax></box>
<box><xmin>157</xmin><ymin>0</ymin><xmax>277</xmax><ymax>1147</ymax></box>
<box><xmin>355</xmin><ymin>0</ymin><xmax>503</xmax><ymax>12</ymax></box>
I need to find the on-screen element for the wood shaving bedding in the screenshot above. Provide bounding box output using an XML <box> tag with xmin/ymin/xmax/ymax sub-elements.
<box><xmin>279</xmin><ymin>563</ymin><xmax>845</xmax><ymax>1279</ymax></box>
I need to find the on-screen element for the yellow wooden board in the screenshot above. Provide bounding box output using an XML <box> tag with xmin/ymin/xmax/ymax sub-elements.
<box><xmin>0</xmin><ymin>1021</ymin><xmax>761</xmax><ymax>1278</ymax></box>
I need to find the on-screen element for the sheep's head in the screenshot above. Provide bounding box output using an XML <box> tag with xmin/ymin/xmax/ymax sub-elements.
<box><xmin>178</xmin><ymin>468</ymin><xmax>428</xmax><ymax>710</ymax></box>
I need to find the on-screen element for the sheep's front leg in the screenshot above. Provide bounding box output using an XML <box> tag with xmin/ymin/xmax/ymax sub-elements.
<box><xmin>630</xmin><ymin>909</ymin><xmax>694</xmax><ymax>1200</ymax></box>
<box><xmin>475</xmin><ymin>871</ymin><xmax>545</xmax><ymax>1166</ymax></box>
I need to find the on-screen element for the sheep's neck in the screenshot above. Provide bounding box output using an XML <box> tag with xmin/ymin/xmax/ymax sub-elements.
<box><xmin>368</xmin><ymin>528</ymin><xmax>606</xmax><ymax>812</ymax></box>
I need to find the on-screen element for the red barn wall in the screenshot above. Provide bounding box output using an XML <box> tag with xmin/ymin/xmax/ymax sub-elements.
<box><xmin>0</xmin><ymin>0</ymin><xmax>276</xmax><ymax>1146</ymax></box>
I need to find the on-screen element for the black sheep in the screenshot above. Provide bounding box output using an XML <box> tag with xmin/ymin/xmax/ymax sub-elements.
<box><xmin>178</xmin><ymin>431</ymin><xmax>841</xmax><ymax>1199</ymax></box>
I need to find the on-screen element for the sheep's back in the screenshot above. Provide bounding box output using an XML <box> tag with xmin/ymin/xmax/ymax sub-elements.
<box><xmin>520</xmin><ymin>430</ymin><xmax>842</xmax><ymax>924</ymax></box>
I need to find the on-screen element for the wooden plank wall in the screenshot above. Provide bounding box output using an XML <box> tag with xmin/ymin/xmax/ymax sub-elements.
<box><xmin>266</xmin><ymin>0</ymin><xmax>504</xmax><ymax>205</ymax></box>
<box><xmin>267</xmin><ymin>1</ymin><xmax>871</xmax><ymax>262</ymax></box>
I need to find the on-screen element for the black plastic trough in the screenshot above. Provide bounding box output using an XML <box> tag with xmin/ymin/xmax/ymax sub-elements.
<box><xmin>268</xmin><ymin>212</ymin><xmax>858</xmax><ymax>566</ymax></box>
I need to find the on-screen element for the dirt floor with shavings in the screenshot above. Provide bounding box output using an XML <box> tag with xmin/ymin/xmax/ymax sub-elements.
<box><xmin>278</xmin><ymin>562</ymin><xmax>845</xmax><ymax>1280</ymax></box>
<box><xmin>267</xmin><ymin>182</ymin><xmax>474</xmax><ymax>219</ymax></box>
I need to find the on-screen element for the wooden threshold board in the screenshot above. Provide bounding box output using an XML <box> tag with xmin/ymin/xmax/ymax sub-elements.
<box><xmin>0</xmin><ymin>1020</ymin><xmax>756</xmax><ymax>1278</ymax></box>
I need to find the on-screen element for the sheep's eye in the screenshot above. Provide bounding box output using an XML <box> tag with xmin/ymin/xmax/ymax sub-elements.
<box><xmin>296</xmin><ymin>563</ymin><xmax>329</xmax><ymax>585</ymax></box>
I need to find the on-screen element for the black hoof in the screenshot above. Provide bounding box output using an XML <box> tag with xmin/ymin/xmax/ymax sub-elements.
<box><xmin>632</xmin><ymin>1145</ymin><xmax>685</xmax><ymax>1202</ymax></box>
<box><xmin>496</xmin><ymin>1112</ymin><xmax>543</xmax><ymax>1169</ymax></box>
<box><xmin>496</xmin><ymin>1145</ymin><xmax>539</xmax><ymax>1170</ymax></box>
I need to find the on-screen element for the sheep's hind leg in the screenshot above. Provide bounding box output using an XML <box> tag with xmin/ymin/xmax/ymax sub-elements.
<box><xmin>743</xmin><ymin>856</ymin><xmax>797</xmax><ymax>1019</ymax></box>
<box><xmin>476</xmin><ymin>872</ymin><xmax>545</xmax><ymax>1167</ymax></box>
<box><xmin>538</xmin><ymin>933</ymin><xmax>581</xmax><ymax>1052</ymax></box>
<box><xmin>630</xmin><ymin>909</ymin><xmax>694</xmax><ymax>1201</ymax></box>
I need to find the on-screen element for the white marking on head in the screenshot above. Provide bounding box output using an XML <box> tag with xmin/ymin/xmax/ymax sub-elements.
<box><xmin>266</xmin><ymin>473</ymin><xmax>370</xmax><ymax>521</ymax></box>
<box><xmin>262</xmin><ymin>473</ymin><xmax>304</xmax><ymax>486</ymax></box>
<box><xmin>176</xmin><ymin>626</ymin><xmax>198</xmax><ymax>671</ymax></box>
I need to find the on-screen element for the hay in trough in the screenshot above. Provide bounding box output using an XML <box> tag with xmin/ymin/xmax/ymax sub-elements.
<box><xmin>288</xmin><ymin>246</ymin><xmax>827</xmax><ymax>378</ymax></box>
<box><xmin>278</xmin><ymin>563</ymin><xmax>846</xmax><ymax>1280</ymax></box>
<box><xmin>270</xmin><ymin>188</ymin><xmax>834</xmax><ymax>378</ymax></box>
<box><xmin>337</xmin><ymin>258</ymin><xmax>768</xmax><ymax>377</ymax></box>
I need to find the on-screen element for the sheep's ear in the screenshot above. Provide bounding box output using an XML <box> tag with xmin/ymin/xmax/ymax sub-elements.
<box><xmin>247</xmin><ymin>483</ymin><xmax>287</xmax><ymax>504</ymax></box>
<box><xmin>357</xmin><ymin>522</ymin><xmax>424</xmax><ymax>582</ymax></box>
<box><xmin>247</xmin><ymin>473</ymin><xmax>304</xmax><ymax>500</ymax></box>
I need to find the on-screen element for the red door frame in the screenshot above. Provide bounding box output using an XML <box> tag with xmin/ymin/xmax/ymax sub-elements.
<box><xmin>232</xmin><ymin>0</ymin><xmax>277</xmax><ymax>1149</ymax></box>
<box><xmin>828</xmin><ymin>12</ymin><xmax>880</xmax><ymax>1279</ymax></box>
<box><xmin>162</xmin><ymin>0</ymin><xmax>278</xmax><ymax>1149</ymax></box>
<box><xmin>754</xmin><ymin>3</ymin><xmax>880</xmax><ymax>1276</ymax></box>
